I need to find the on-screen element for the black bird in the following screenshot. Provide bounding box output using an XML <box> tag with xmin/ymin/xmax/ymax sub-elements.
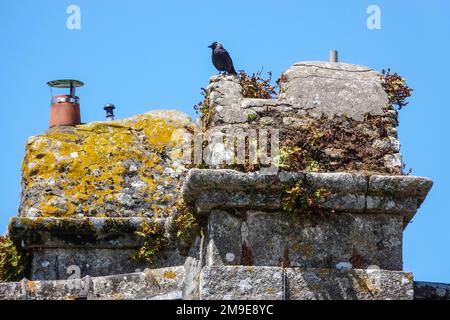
<box><xmin>208</xmin><ymin>42</ymin><xmax>237</xmax><ymax>75</ymax></box>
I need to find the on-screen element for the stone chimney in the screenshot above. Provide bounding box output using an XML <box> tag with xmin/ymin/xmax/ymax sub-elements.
<box><xmin>181</xmin><ymin>61</ymin><xmax>433</xmax><ymax>299</ymax></box>
<box><xmin>1</xmin><ymin>60</ymin><xmax>435</xmax><ymax>300</ymax></box>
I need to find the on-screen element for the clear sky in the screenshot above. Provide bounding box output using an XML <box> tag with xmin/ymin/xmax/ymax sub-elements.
<box><xmin>0</xmin><ymin>0</ymin><xmax>449</xmax><ymax>283</ymax></box>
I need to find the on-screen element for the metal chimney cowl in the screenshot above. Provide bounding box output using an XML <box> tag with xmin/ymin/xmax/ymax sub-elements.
<box><xmin>47</xmin><ymin>79</ymin><xmax>84</xmax><ymax>128</ymax></box>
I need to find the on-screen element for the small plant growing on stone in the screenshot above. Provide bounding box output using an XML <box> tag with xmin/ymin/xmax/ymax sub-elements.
<box><xmin>133</xmin><ymin>220</ymin><xmax>167</xmax><ymax>265</ymax></box>
<box><xmin>173</xmin><ymin>200</ymin><xmax>200</xmax><ymax>249</ymax></box>
<box><xmin>281</xmin><ymin>180</ymin><xmax>331</xmax><ymax>215</ymax></box>
<box><xmin>194</xmin><ymin>87</ymin><xmax>213</xmax><ymax>130</ymax></box>
<box><xmin>238</xmin><ymin>70</ymin><xmax>277</xmax><ymax>99</ymax></box>
<box><xmin>194</xmin><ymin>70</ymin><xmax>278</xmax><ymax>130</ymax></box>
<box><xmin>0</xmin><ymin>236</ymin><xmax>25</xmax><ymax>282</ymax></box>
<box><xmin>381</xmin><ymin>69</ymin><xmax>414</xmax><ymax>110</ymax></box>
<box><xmin>276</xmin><ymin>73</ymin><xmax>288</xmax><ymax>96</ymax></box>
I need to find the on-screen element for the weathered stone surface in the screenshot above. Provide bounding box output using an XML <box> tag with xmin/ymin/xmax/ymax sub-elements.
<box><xmin>88</xmin><ymin>266</ymin><xmax>184</xmax><ymax>300</ymax></box>
<box><xmin>414</xmin><ymin>281</ymin><xmax>450</xmax><ymax>300</ymax></box>
<box><xmin>0</xmin><ymin>281</ymin><xmax>25</xmax><ymax>300</ymax></box>
<box><xmin>200</xmin><ymin>266</ymin><xmax>413</xmax><ymax>300</ymax></box>
<box><xmin>305</xmin><ymin>172</ymin><xmax>367</xmax><ymax>211</ymax></box>
<box><xmin>201</xmin><ymin>63</ymin><xmax>402</xmax><ymax>174</ymax></box>
<box><xmin>205</xmin><ymin>210</ymin><xmax>242</xmax><ymax>266</ymax></box>
<box><xmin>7</xmin><ymin>217</ymin><xmax>188</xmax><ymax>280</ymax></box>
<box><xmin>194</xmin><ymin>190</ymin><xmax>281</xmax><ymax>214</ymax></box>
<box><xmin>182</xmin><ymin>169</ymin><xmax>433</xmax><ymax>274</ymax></box>
<box><xmin>0</xmin><ymin>267</ymin><xmax>185</xmax><ymax>300</ymax></box>
<box><xmin>203</xmin><ymin>210</ymin><xmax>403</xmax><ymax>270</ymax></box>
<box><xmin>367</xmin><ymin>175</ymin><xmax>433</xmax><ymax>222</ymax></box>
<box><xmin>183</xmin><ymin>169</ymin><xmax>432</xmax><ymax>225</ymax></box>
<box><xmin>182</xmin><ymin>236</ymin><xmax>204</xmax><ymax>300</ymax></box>
<box><xmin>285</xmin><ymin>268</ymin><xmax>414</xmax><ymax>300</ymax></box>
<box><xmin>207</xmin><ymin>75</ymin><xmax>246</xmax><ymax>126</ymax></box>
<box><xmin>278</xmin><ymin>62</ymin><xmax>388</xmax><ymax>121</ymax></box>
<box><xmin>4</xmin><ymin>60</ymin><xmax>435</xmax><ymax>300</ymax></box>
<box><xmin>20</xmin><ymin>110</ymin><xmax>192</xmax><ymax>218</ymax></box>
<box><xmin>200</xmin><ymin>266</ymin><xmax>284</xmax><ymax>300</ymax></box>
<box><xmin>31</xmin><ymin>248</ymin><xmax>146</xmax><ymax>281</ymax></box>
<box><xmin>368</xmin><ymin>175</ymin><xmax>433</xmax><ymax>200</ymax></box>
<box><xmin>9</xmin><ymin>217</ymin><xmax>150</xmax><ymax>248</ymax></box>
<box><xmin>23</xmin><ymin>277</ymin><xmax>91</xmax><ymax>300</ymax></box>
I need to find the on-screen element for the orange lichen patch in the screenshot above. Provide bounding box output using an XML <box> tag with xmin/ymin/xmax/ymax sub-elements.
<box><xmin>291</xmin><ymin>243</ymin><xmax>313</xmax><ymax>259</ymax></box>
<box><xmin>266</xmin><ymin>288</ymin><xmax>274</xmax><ymax>295</ymax></box>
<box><xmin>354</xmin><ymin>274</ymin><xmax>380</xmax><ymax>294</ymax></box>
<box><xmin>163</xmin><ymin>270</ymin><xmax>177</xmax><ymax>280</ymax></box>
<box><xmin>27</xmin><ymin>280</ymin><xmax>36</xmax><ymax>294</ymax></box>
<box><xmin>20</xmin><ymin>111</ymin><xmax>193</xmax><ymax>218</ymax></box>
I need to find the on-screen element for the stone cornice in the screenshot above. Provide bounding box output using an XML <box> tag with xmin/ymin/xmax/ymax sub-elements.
<box><xmin>182</xmin><ymin>169</ymin><xmax>433</xmax><ymax>227</ymax></box>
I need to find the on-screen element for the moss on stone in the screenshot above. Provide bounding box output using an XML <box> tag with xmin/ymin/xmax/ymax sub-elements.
<box><xmin>281</xmin><ymin>180</ymin><xmax>331</xmax><ymax>215</ymax></box>
<box><xmin>0</xmin><ymin>236</ymin><xmax>26</xmax><ymax>282</ymax></box>
<box><xmin>21</xmin><ymin>111</ymin><xmax>192</xmax><ymax>218</ymax></box>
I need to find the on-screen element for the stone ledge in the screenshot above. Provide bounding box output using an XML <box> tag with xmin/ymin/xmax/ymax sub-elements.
<box><xmin>8</xmin><ymin>217</ymin><xmax>157</xmax><ymax>249</ymax></box>
<box><xmin>7</xmin><ymin>217</ymin><xmax>189</xmax><ymax>280</ymax></box>
<box><xmin>0</xmin><ymin>266</ymin><xmax>185</xmax><ymax>300</ymax></box>
<box><xmin>414</xmin><ymin>281</ymin><xmax>450</xmax><ymax>300</ymax></box>
<box><xmin>200</xmin><ymin>266</ymin><xmax>414</xmax><ymax>300</ymax></box>
<box><xmin>182</xmin><ymin>169</ymin><xmax>432</xmax><ymax>225</ymax></box>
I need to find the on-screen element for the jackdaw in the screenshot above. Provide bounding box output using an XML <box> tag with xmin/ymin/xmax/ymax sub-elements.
<box><xmin>208</xmin><ymin>42</ymin><xmax>237</xmax><ymax>75</ymax></box>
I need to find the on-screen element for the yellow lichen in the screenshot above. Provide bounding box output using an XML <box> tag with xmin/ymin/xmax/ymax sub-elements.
<box><xmin>163</xmin><ymin>270</ymin><xmax>177</xmax><ymax>280</ymax></box>
<box><xmin>21</xmin><ymin>112</ymin><xmax>192</xmax><ymax>218</ymax></box>
<box><xmin>291</xmin><ymin>243</ymin><xmax>313</xmax><ymax>259</ymax></box>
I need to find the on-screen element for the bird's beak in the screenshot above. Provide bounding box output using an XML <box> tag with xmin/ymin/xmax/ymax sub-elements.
<box><xmin>208</xmin><ymin>44</ymin><xmax>213</xmax><ymax>48</ymax></box>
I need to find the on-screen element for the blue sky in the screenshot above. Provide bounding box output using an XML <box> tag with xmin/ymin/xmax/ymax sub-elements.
<box><xmin>0</xmin><ymin>0</ymin><xmax>449</xmax><ymax>283</ymax></box>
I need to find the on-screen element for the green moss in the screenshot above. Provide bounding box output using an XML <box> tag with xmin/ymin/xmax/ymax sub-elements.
<box><xmin>281</xmin><ymin>180</ymin><xmax>331</xmax><ymax>215</ymax></box>
<box><xmin>0</xmin><ymin>236</ymin><xmax>26</xmax><ymax>282</ymax></box>
<box><xmin>173</xmin><ymin>200</ymin><xmax>199</xmax><ymax>240</ymax></box>
<box><xmin>247</xmin><ymin>113</ymin><xmax>257</xmax><ymax>122</ymax></box>
<box><xmin>133</xmin><ymin>219</ymin><xmax>167</xmax><ymax>266</ymax></box>
<box><xmin>238</xmin><ymin>70</ymin><xmax>276</xmax><ymax>99</ymax></box>
<box><xmin>133</xmin><ymin>200</ymin><xmax>199</xmax><ymax>264</ymax></box>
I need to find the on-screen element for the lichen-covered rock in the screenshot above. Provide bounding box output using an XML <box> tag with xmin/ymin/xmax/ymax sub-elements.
<box><xmin>278</xmin><ymin>62</ymin><xmax>388</xmax><ymax>121</ymax></box>
<box><xmin>200</xmin><ymin>63</ymin><xmax>402</xmax><ymax>174</ymax></box>
<box><xmin>200</xmin><ymin>266</ymin><xmax>284</xmax><ymax>300</ymax></box>
<box><xmin>414</xmin><ymin>282</ymin><xmax>450</xmax><ymax>300</ymax></box>
<box><xmin>0</xmin><ymin>266</ymin><xmax>185</xmax><ymax>300</ymax></box>
<box><xmin>199</xmin><ymin>266</ymin><xmax>414</xmax><ymax>300</ymax></box>
<box><xmin>20</xmin><ymin>110</ymin><xmax>193</xmax><ymax>218</ymax></box>
<box><xmin>202</xmin><ymin>209</ymin><xmax>403</xmax><ymax>271</ymax></box>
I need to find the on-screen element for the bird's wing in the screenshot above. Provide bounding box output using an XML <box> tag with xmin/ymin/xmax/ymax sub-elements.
<box><xmin>223</xmin><ymin>50</ymin><xmax>237</xmax><ymax>74</ymax></box>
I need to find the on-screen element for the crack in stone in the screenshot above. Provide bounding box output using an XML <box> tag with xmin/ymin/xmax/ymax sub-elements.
<box><xmin>293</xmin><ymin>63</ymin><xmax>373</xmax><ymax>73</ymax></box>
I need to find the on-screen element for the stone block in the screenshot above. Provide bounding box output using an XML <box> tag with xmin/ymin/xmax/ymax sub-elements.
<box><xmin>414</xmin><ymin>282</ymin><xmax>450</xmax><ymax>300</ymax></box>
<box><xmin>200</xmin><ymin>266</ymin><xmax>284</xmax><ymax>300</ymax></box>
<box><xmin>278</xmin><ymin>62</ymin><xmax>388</xmax><ymax>121</ymax></box>
<box><xmin>31</xmin><ymin>248</ymin><xmax>145</xmax><ymax>281</ymax></box>
<box><xmin>199</xmin><ymin>266</ymin><xmax>413</xmax><ymax>300</ymax></box>
<box><xmin>285</xmin><ymin>268</ymin><xmax>414</xmax><ymax>300</ymax></box>
<box><xmin>205</xmin><ymin>210</ymin><xmax>242</xmax><ymax>266</ymax></box>
<box><xmin>202</xmin><ymin>208</ymin><xmax>403</xmax><ymax>270</ymax></box>
<box><xmin>88</xmin><ymin>266</ymin><xmax>185</xmax><ymax>300</ymax></box>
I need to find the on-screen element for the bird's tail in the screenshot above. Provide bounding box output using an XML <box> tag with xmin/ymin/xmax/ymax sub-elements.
<box><xmin>229</xmin><ymin>66</ymin><xmax>237</xmax><ymax>75</ymax></box>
